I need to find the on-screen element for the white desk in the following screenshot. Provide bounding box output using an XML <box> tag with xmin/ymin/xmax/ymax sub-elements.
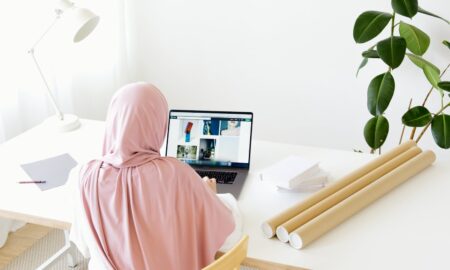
<box><xmin>1</xmin><ymin>119</ymin><xmax>450</xmax><ymax>269</ymax></box>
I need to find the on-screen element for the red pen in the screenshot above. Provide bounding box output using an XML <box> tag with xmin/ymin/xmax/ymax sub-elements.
<box><xmin>18</xmin><ymin>180</ymin><xmax>46</xmax><ymax>184</ymax></box>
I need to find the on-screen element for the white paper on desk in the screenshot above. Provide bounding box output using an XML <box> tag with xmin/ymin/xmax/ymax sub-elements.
<box><xmin>259</xmin><ymin>155</ymin><xmax>319</xmax><ymax>187</ymax></box>
<box><xmin>286</xmin><ymin>171</ymin><xmax>329</xmax><ymax>189</ymax></box>
<box><xmin>277</xmin><ymin>172</ymin><xmax>328</xmax><ymax>192</ymax></box>
<box><xmin>20</xmin><ymin>153</ymin><xmax>78</xmax><ymax>191</ymax></box>
<box><xmin>277</xmin><ymin>182</ymin><xmax>327</xmax><ymax>193</ymax></box>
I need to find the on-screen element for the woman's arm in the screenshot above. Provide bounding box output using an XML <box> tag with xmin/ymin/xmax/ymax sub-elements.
<box><xmin>202</xmin><ymin>176</ymin><xmax>217</xmax><ymax>193</ymax></box>
<box><xmin>202</xmin><ymin>177</ymin><xmax>243</xmax><ymax>252</ymax></box>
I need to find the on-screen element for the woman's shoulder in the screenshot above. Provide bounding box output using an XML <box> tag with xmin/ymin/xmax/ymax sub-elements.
<box><xmin>156</xmin><ymin>156</ymin><xmax>191</xmax><ymax>169</ymax></box>
<box><xmin>153</xmin><ymin>157</ymin><xmax>201</xmax><ymax>182</ymax></box>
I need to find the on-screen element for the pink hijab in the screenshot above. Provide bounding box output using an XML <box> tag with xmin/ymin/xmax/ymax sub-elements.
<box><xmin>79</xmin><ymin>82</ymin><xmax>235</xmax><ymax>270</ymax></box>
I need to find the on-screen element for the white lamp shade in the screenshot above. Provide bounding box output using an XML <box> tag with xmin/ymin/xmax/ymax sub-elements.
<box><xmin>66</xmin><ymin>7</ymin><xmax>100</xmax><ymax>43</ymax></box>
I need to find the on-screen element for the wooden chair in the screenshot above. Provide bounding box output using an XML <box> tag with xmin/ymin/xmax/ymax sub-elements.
<box><xmin>203</xmin><ymin>235</ymin><xmax>249</xmax><ymax>270</ymax></box>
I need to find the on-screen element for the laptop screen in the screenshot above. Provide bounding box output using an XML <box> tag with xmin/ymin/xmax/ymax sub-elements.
<box><xmin>165</xmin><ymin>110</ymin><xmax>253</xmax><ymax>168</ymax></box>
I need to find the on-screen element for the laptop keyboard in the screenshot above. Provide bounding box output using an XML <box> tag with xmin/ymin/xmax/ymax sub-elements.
<box><xmin>196</xmin><ymin>170</ymin><xmax>237</xmax><ymax>184</ymax></box>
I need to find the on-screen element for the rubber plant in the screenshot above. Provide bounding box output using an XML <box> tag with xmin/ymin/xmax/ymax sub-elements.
<box><xmin>354</xmin><ymin>0</ymin><xmax>450</xmax><ymax>153</ymax></box>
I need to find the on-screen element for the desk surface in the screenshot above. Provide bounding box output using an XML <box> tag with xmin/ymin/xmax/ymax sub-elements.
<box><xmin>1</xmin><ymin>119</ymin><xmax>449</xmax><ymax>270</ymax></box>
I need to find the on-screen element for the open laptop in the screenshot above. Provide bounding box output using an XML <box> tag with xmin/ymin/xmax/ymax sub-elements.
<box><xmin>165</xmin><ymin>110</ymin><xmax>253</xmax><ymax>198</ymax></box>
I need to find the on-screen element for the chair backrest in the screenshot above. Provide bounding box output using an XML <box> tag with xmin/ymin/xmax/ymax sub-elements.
<box><xmin>202</xmin><ymin>235</ymin><xmax>249</xmax><ymax>270</ymax></box>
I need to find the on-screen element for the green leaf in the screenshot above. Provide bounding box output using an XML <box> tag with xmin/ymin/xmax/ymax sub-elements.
<box><xmin>353</xmin><ymin>11</ymin><xmax>392</xmax><ymax>43</ymax></box>
<box><xmin>418</xmin><ymin>7</ymin><xmax>449</xmax><ymax>24</ymax></box>
<box><xmin>377</xmin><ymin>37</ymin><xmax>407</xmax><ymax>69</ymax></box>
<box><xmin>392</xmin><ymin>0</ymin><xmax>418</xmax><ymax>18</ymax></box>
<box><xmin>402</xmin><ymin>106</ymin><xmax>432</xmax><ymax>127</ymax></box>
<box><xmin>364</xmin><ymin>116</ymin><xmax>389</xmax><ymax>149</ymax></box>
<box><xmin>406</xmin><ymin>53</ymin><xmax>440</xmax><ymax>74</ymax></box>
<box><xmin>356</xmin><ymin>57</ymin><xmax>369</xmax><ymax>77</ymax></box>
<box><xmin>362</xmin><ymin>49</ymin><xmax>380</xmax><ymax>58</ymax></box>
<box><xmin>424</xmin><ymin>65</ymin><xmax>440</xmax><ymax>89</ymax></box>
<box><xmin>399</xmin><ymin>22</ymin><xmax>430</xmax><ymax>56</ymax></box>
<box><xmin>438</xmin><ymin>81</ymin><xmax>450</xmax><ymax>92</ymax></box>
<box><xmin>444</xmin><ymin>40</ymin><xmax>450</xmax><ymax>50</ymax></box>
<box><xmin>367</xmin><ymin>72</ymin><xmax>395</xmax><ymax>116</ymax></box>
<box><xmin>431</xmin><ymin>114</ymin><xmax>450</xmax><ymax>149</ymax></box>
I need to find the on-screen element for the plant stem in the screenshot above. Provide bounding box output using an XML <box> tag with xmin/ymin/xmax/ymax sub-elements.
<box><xmin>416</xmin><ymin>121</ymin><xmax>432</xmax><ymax>143</ymax></box>
<box><xmin>387</xmin><ymin>12</ymin><xmax>396</xmax><ymax>74</ymax></box>
<box><xmin>440</xmin><ymin>65</ymin><xmax>449</xmax><ymax>110</ymax></box>
<box><xmin>411</xmin><ymin>63</ymin><xmax>450</xmax><ymax>140</ymax></box>
<box><xmin>370</xmin><ymin>14</ymin><xmax>397</xmax><ymax>55</ymax></box>
<box><xmin>391</xmin><ymin>12</ymin><xmax>396</xmax><ymax>36</ymax></box>
<box><xmin>416</xmin><ymin>102</ymin><xmax>450</xmax><ymax>143</ymax></box>
<box><xmin>399</xmin><ymin>98</ymin><xmax>413</xmax><ymax>144</ymax></box>
<box><xmin>409</xmin><ymin>127</ymin><xmax>416</xmax><ymax>140</ymax></box>
<box><xmin>421</xmin><ymin>86</ymin><xmax>435</xmax><ymax>106</ymax></box>
<box><xmin>442</xmin><ymin>63</ymin><xmax>450</xmax><ymax>78</ymax></box>
<box><xmin>422</xmin><ymin>63</ymin><xmax>450</xmax><ymax>106</ymax></box>
<box><xmin>369</xmin><ymin>12</ymin><xmax>396</xmax><ymax>155</ymax></box>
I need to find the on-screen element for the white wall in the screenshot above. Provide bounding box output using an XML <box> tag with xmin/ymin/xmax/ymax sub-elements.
<box><xmin>129</xmin><ymin>0</ymin><xmax>450</xmax><ymax>158</ymax></box>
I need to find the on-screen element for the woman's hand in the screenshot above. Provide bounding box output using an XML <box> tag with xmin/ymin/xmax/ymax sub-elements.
<box><xmin>203</xmin><ymin>177</ymin><xmax>217</xmax><ymax>193</ymax></box>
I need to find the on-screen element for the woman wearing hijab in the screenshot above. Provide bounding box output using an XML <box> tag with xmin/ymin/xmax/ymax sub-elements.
<box><xmin>69</xmin><ymin>82</ymin><xmax>242</xmax><ymax>270</ymax></box>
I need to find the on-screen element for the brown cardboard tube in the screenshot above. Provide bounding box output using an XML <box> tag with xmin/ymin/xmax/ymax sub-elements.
<box><xmin>275</xmin><ymin>146</ymin><xmax>422</xmax><ymax>242</ymax></box>
<box><xmin>261</xmin><ymin>140</ymin><xmax>416</xmax><ymax>238</ymax></box>
<box><xmin>289</xmin><ymin>150</ymin><xmax>436</xmax><ymax>249</ymax></box>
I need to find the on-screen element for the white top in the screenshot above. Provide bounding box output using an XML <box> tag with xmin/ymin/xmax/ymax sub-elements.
<box><xmin>68</xmin><ymin>165</ymin><xmax>242</xmax><ymax>269</ymax></box>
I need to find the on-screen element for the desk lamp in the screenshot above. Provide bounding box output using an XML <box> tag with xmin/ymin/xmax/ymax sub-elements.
<box><xmin>29</xmin><ymin>0</ymin><xmax>100</xmax><ymax>132</ymax></box>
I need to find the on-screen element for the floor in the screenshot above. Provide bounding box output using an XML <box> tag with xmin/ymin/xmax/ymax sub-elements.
<box><xmin>0</xmin><ymin>224</ymin><xmax>87</xmax><ymax>270</ymax></box>
<box><xmin>0</xmin><ymin>224</ymin><xmax>293</xmax><ymax>270</ymax></box>
<box><xmin>0</xmin><ymin>224</ymin><xmax>52</xmax><ymax>269</ymax></box>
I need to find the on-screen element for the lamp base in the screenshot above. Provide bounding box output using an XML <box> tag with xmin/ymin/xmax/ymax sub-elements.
<box><xmin>44</xmin><ymin>114</ymin><xmax>81</xmax><ymax>132</ymax></box>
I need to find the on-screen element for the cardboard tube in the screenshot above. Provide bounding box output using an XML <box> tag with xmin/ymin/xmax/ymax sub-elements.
<box><xmin>261</xmin><ymin>140</ymin><xmax>416</xmax><ymax>238</ymax></box>
<box><xmin>275</xmin><ymin>146</ymin><xmax>422</xmax><ymax>242</ymax></box>
<box><xmin>289</xmin><ymin>150</ymin><xmax>436</xmax><ymax>249</ymax></box>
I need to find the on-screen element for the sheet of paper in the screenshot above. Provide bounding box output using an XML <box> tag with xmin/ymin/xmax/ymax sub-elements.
<box><xmin>20</xmin><ymin>153</ymin><xmax>78</xmax><ymax>191</ymax></box>
<box><xmin>277</xmin><ymin>172</ymin><xmax>329</xmax><ymax>192</ymax></box>
<box><xmin>259</xmin><ymin>155</ymin><xmax>319</xmax><ymax>184</ymax></box>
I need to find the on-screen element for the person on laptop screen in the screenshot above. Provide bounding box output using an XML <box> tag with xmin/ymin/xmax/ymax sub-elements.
<box><xmin>220</xmin><ymin>120</ymin><xmax>241</xmax><ymax>136</ymax></box>
<box><xmin>69</xmin><ymin>82</ymin><xmax>242</xmax><ymax>270</ymax></box>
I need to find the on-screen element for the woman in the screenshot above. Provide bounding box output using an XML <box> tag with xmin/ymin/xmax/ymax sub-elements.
<box><xmin>69</xmin><ymin>82</ymin><xmax>241</xmax><ymax>270</ymax></box>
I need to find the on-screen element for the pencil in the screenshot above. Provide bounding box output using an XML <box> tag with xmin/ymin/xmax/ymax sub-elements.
<box><xmin>18</xmin><ymin>180</ymin><xmax>46</xmax><ymax>184</ymax></box>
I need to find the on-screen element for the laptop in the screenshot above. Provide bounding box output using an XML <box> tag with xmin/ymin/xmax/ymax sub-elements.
<box><xmin>165</xmin><ymin>110</ymin><xmax>254</xmax><ymax>198</ymax></box>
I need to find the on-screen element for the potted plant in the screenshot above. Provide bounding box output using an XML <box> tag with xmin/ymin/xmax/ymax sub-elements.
<box><xmin>353</xmin><ymin>0</ymin><xmax>450</xmax><ymax>153</ymax></box>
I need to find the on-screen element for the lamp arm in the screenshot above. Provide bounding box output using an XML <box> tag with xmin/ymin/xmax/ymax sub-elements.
<box><xmin>28</xmin><ymin>15</ymin><xmax>64</xmax><ymax>121</ymax></box>
<box><xmin>29</xmin><ymin>51</ymin><xmax>64</xmax><ymax>121</ymax></box>
<box><xmin>29</xmin><ymin>16</ymin><xmax>61</xmax><ymax>52</ymax></box>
